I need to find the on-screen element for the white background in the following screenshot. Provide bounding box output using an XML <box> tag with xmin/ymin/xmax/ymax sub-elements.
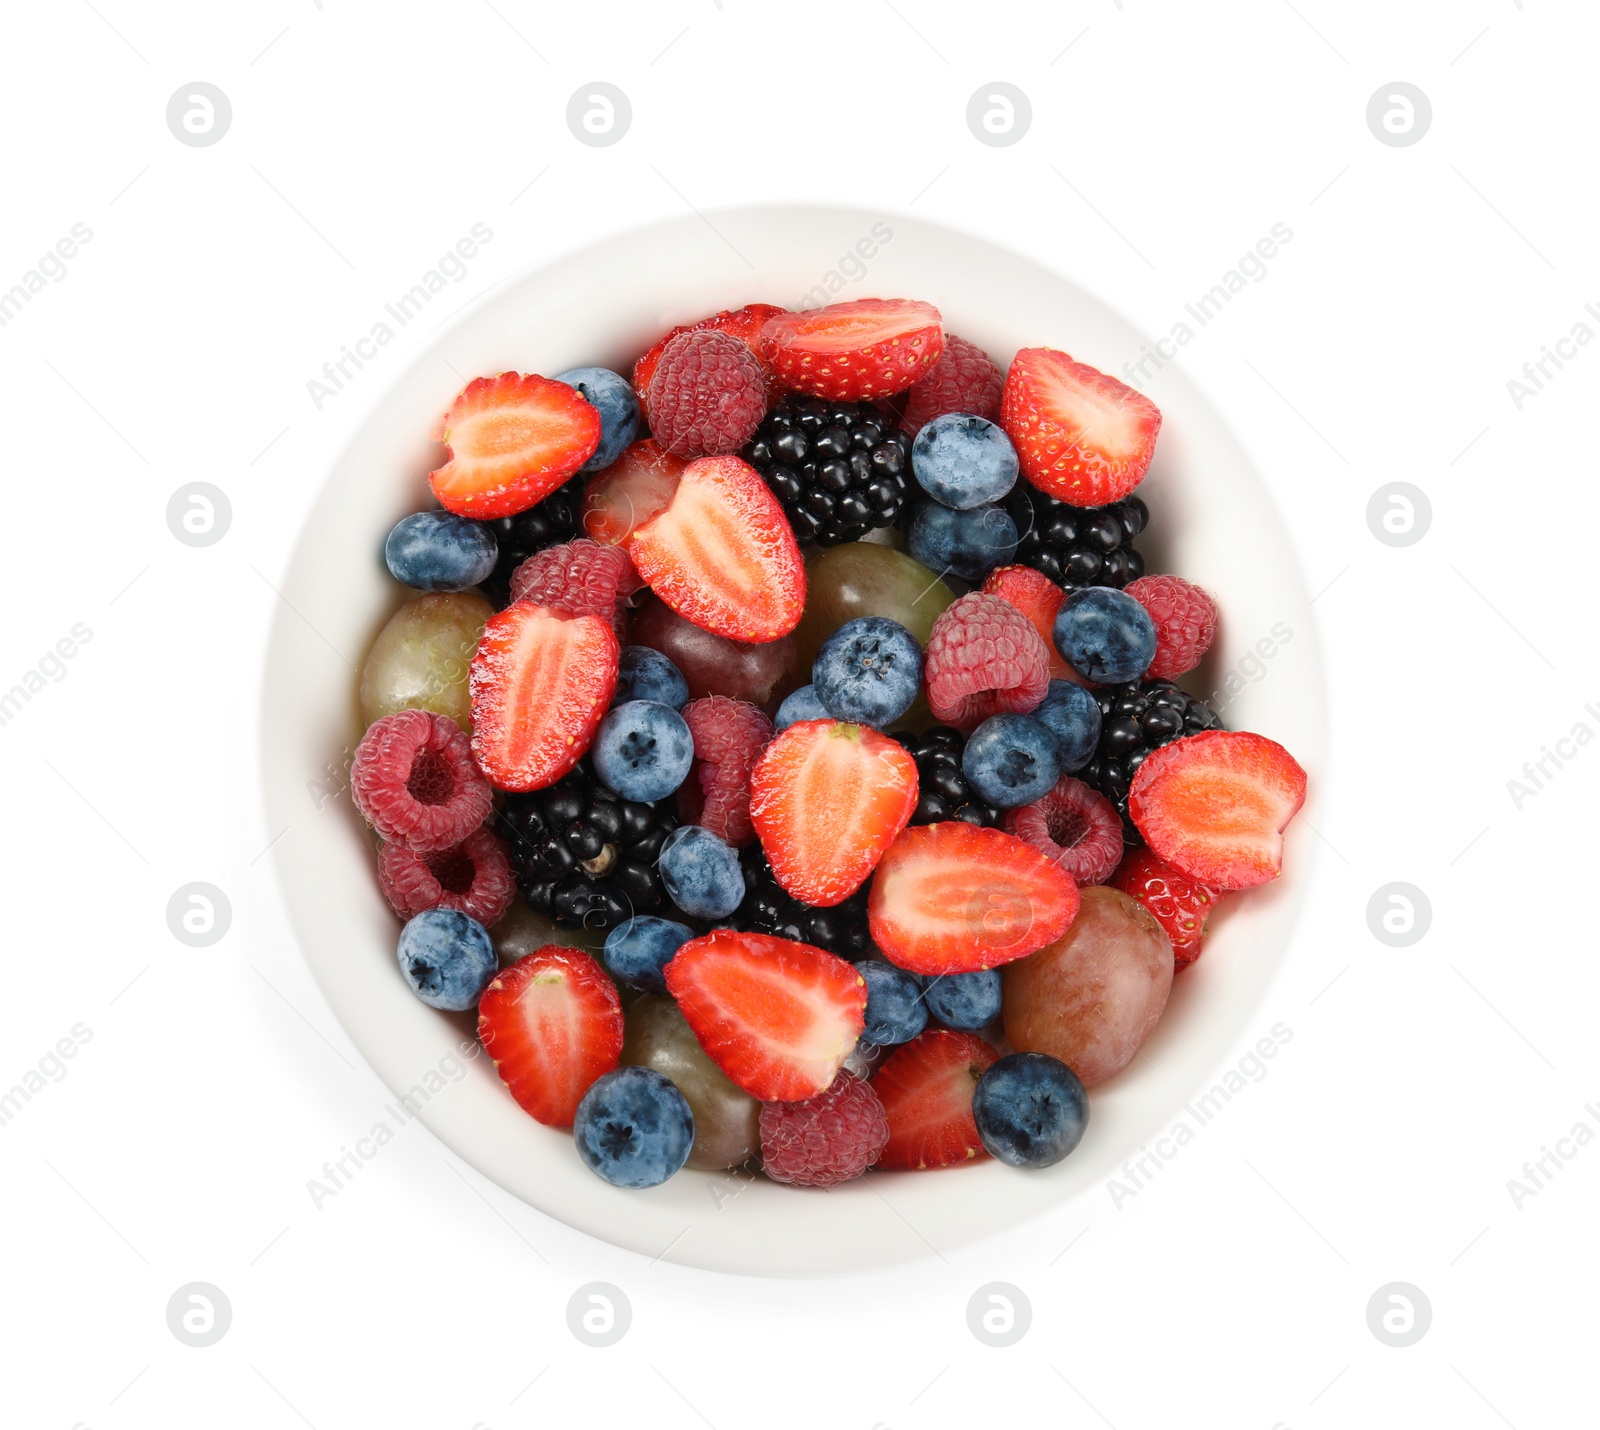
<box><xmin>2</xmin><ymin>1</ymin><xmax>1596</xmax><ymax>1425</ymax></box>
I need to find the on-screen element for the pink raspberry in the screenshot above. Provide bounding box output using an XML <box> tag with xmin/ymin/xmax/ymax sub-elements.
<box><xmin>923</xmin><ymin>593</ymin><xmax>1051</xmax><ymax>731</ymax></box>
<box><xmin>899</xmin><ymin>334</ymin><xmax>1004</xmax><ymax>435</ymax></box>
<box><xmin>677</xmin><ymin>696</ymin><xmax>773</xmax><ymax>845</ymax></box>
<box><xmin>1125</xmin><ymin>574</ymin><xmax>1218</xmax><ymax>680</ymax></box>
<box><xmin>509</xmin><ymin>538</ymin><xmax>642</xmax><ymax>641</ymax></box>
<box><xmin>377</xmin><ymin>825</ymin><xmax>517</xmax><ymax>926</ymax></box>
<box><xmin>760</xmin><ymin>1074</ymin><xmax>890</xmax><ymax>1187</ymax></box>
<box><xmin>1005</xmin><ymin>776</ymin><xmax>1123</xmax><ymax>885</ymax></box>
<box><xmin>647</xmin><ymin>329</ymin><xmax>769</xmax><ymax>458</ymax></box>
<box><xmin>351</xmin><ymin>709</ymin><xmax>493</xmax><ymax>851</ymax></box>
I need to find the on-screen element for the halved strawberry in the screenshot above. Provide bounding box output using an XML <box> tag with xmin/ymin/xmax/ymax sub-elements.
<box><xmin>633</xmin><ymin>303</ymin><xmax>788</xmax><ymax>417</ymax></box>
<box><xmin>429</xmin><ymin>372</ymin><xmax>601</xmax><ymax>519</ymax></box>
<box><xmin>1127</xmin><ymin>730</ymin><xmax>1306</xmax><ymax>890</ymax></box>
<box><xmin>1000</xmin><ymin>348</ymin><xmax>1161</xmax><ymax>507</ymax></box>
<box><xmin>981</xmin><ymin>565</ymin><xmax>1081</xmax><ymax>683</ymax></box>
<box><xmin>759</xmin><ymin>299</ymin><xmax>945</xmax><ymax>401</ymax></box>
<box><xmin>469</xmin><ymin>603</ymin><xmax>618</xmax><ymax>792</ymax></box>
<box><xmin>477</xmin><ymin>947</ymin><xmax>623</xmax><ymax>1127</ymax></box>
<box><xmin>626</xmin><ymin>454</ymin><xmax>806</xmax><ymax>642</ymax></box>
<box><xmin>868</xmin><ymin>822</ymin><xmax>1080</xmax><ymax>975</ymax></box>
<box><xmin>748</xmin><ymin>720</ymin><xmax>919</xmax><ymax>907</ymax></box>
<box><xmin>873</xmin><ymin>1029</ymin><xmax>998</xmax><ymax>1170</ymax></box>
<box><xmin>580</xmin><ymin>439</ymin><xmax>685</xmax><ymax>546</ymax></box>
<box><xmin>1111</xmin><ymin>846</ymin><xmax>1223</xmax><ymax>968</ymax></box>
<box><xmin>663</xmin><ymin>930</ymin><xmax>866</xmax><ymax>1101</ymax></box>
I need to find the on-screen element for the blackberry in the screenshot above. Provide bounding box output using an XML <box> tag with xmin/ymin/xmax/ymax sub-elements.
<box><xmin>742</xmin><ymin>398</ymin><xmax>912</xmax><ymax>546</ymax></box>
<box><xmin>496</xmin><ymin>757</ymin><xmax>678</xmax><ymax>932</ymax></box>
<box><xmin>1079</xmin><ymin>680</ymin><xmax>1223</xmax><ymax>842</ymax></box>
<box><xmin>478</xmin><ymin>474</ymin><xmax>586</xmax><ymax>605</ymax></box>
<box><xmin>728</xmin><ymin>844</ymin><xmax>873</xmax><ymax>961</ymax></box>
<box><xmin>892</xmin><ymin>727</ymin><xmax>1005</xmax><ymax>828</ymax></box>
<box><xmin>1002</xmin><ymin>485</ymin><xmax>1148</xmax><ymax>590</ymax></box>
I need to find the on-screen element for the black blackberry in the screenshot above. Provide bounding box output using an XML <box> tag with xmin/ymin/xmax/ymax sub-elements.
<box><xmin>728</xmin><ymin>844</ymin><xmax>873</xmax><ymax>961</ymax></box>
<box><xmin>892</xmin><ymin>727</ymin><xmax>1005</xmax><ymax>828</ymax></box>
<box><xmin>1079</xmin><ymin>680</ymin><xmax>1223</xmax><ymax>841</ymax></box>
<box><xmin>1002</xmin><ymin>485</ymin><xmax>1148</xmax><ymax>590</ymax></box>
<box><xmin>742</xmin><ymin>398</ymin><xmax>912</xmax><ymax>546</ymax></box>
<box><xmin>478</xmin><ymin>474</ymin><xmax>587</xmax><ymax>605</ymax></box>
<box><xmin>496</xmin><ymin>757</ymin><xmax>678</xmax><ymax>931</ymax></box>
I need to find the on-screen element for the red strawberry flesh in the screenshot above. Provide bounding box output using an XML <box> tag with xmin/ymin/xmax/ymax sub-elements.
<box><xmin>1000</xmin><ymin>348</ymin><xmax>1160</xmax><ymax>508</ymax></box>
<box><xmin>626</xmin><ymin>454</ymin><xmax>806</xmax><ymax>643</ymax></box>
<box><xmin>478</xmin><ymin>947</ymin><xmax>623</xmax><ymax>1127</ymax></box>
<box><xmin>868</xmin><ymin>821</ymin><xmax>1081</xmax><ymax>975</ymax></box>
<box><xmin>430</xmin><ymin>372</ymin><xmax>601</xmax><ymax>519</ymax></box>
<box><xmin>1127</xmin><ymin>729</ymin><xmax>1306</xmax><ymax>890</ymax></box>
<box><xmin>663</xmin><ymin>930</ymin><xmax>866</xmax><ymax>1101</ymax></box>
<box><xmin>873</xmin><ymin>1029</ymin><xmax>998</xmax><ymax>1171</ymax></box>
<box><xmin>749</xmin><ymin>719</ymin><xmax>919</xmax><ymax>907</ymax></box>
<box><xmin>469</xmin><ymin>603</ymin><xmax>619</xmax><ymax>792</ymax></box>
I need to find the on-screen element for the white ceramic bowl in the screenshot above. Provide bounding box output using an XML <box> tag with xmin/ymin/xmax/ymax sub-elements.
<box><xmin>260</xmin><ymin>205</ymin><xmax>1325</xmax><ymax>1276</ymax></box>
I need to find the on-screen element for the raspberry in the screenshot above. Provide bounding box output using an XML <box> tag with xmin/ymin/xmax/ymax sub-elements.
<box><xmin>647</xmin><ymin>330</ymin><xmax>769</xmax><ymax>459</ymax></box>
<box><xmin>508</xmin><ymin>538</ymin><xmax>642</xmax><ymax>642</ymax></box>
<box><xmin>923</xmin><ymin>593</ymin><xmax>1051</xmax><ymax>732</ymax></box>
<box><xmin>1111</xmin><ymin>845</ymin><xmax>1223</xmax><ymax>967</ymax></box>
<box><xmin>1005</xmin><ymin>777</ymin><xmax>1123</xmax><ymax>885</ymax></box>
<box><xmin>899</xmin><ymin>334</ymin><xmax>1004</xmax><ymax>436</ymax></box>
<box><xmin>677</xmin><ymin>696</ymin><xmax>773</xmax><ymax>845</ymax></box>
<box><xmin>759</xmin><ymin>1074</ymin><xmax>890</xmax><ymax>1187</ymax></box>
<box><xmin>351</xmin><ymin>710</ymin><xmax>494</xmax><ymax>851</ymax></box>
<box><xmin>1124</xmin><ymin>574</ymin><xmax>1217</xmax><ymax>681</ymax></box>
<box><xmin>378</xmin><ymin>825</ymin><xmax>517</xmax><ymax>925</ymax></box>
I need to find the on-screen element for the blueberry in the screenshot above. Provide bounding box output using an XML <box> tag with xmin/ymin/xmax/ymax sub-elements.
<box><xmin>857</xmin><ymin>959</ymin><xmax>928</xmax><ymax>1046</ymax></box>
<box><xmin>603</xmin><ymin>915</ymin><xmax>694</xmax><ymax>993</ymax></box>
<box><xmin>384</xmin><ymin>510</ymin><xmax>498</xmax><ymax>592</ymax></box>
<box><xmin>592</xmin><ymin>700</ymin><xmax>694</xmax><ymax>803</ymax></box>
<box><xmin>1053</xmin><ymin>586</ymin><xmax>1157</xmax><ymax>684</ymax></box>
<box><xmin>395</xmin><ymin>909</ymin><xmax>497</xmax><ymax>1011</ymax></box>
<box><xmin>911</xmin><ymin>413</ymin><xmax>1019</xmax><ymax>510</ymax></box>
<box><xmin>613</xmin><ymin>646</ymin><xmax>690</xmax><ymax>710</ymax></box>
<box><xmin>962</xmin><ymin>713</ymin><xmax>1061</xmax><ymax>808</ymax></box>
<box><xmin>972</xmin><ymin>1051</ymin><xmax>1089</xmax><ymax>1169</ymax></box>
<box><xmin>1031</xmin><ymin>680</ymin><xmax>1102</xmax><ymax>773</ymax></box>
<box><xmin>658</xmin><ymin>825</ymin><xmax>744</xmax><ymax>919</ymax></box>
<box><xmin>907</xmin><ymin>499</ymin><xmax>1018</xmax><ymax>581</ymax></box>
<box><xmin>554</xmin><ymin>366</ymin><xmax>641</xmax><ymax>472</ymax></box>
<box><xmin>774</xmin><ymin>684</ymin><xmax>830</xmax><ymax>730</ymax></box>
<box><xmin>812</xmin><ymin>617</ymin><xmax>923</xmax><ymax>728</ymax></box>
<box><xmin>920</xmin><ymin>969</ymin><xmax>1002</xmax><ymax>1031</ymax></box>
<box><xmin>573</xmin><ymin>1066</ymin><xmax>695</xmax><ymax>1188</ymax></box>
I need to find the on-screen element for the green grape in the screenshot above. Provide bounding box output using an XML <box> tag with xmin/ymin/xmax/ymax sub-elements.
<box><xmin>620</xmin><ymin>995</ymin><xmax>760</xmax><ymax>1172</ymax></box>
<box><xmin>358</xmin><ymin>591</ymin><xmax>491</xmax><ymax>733</ymax></box>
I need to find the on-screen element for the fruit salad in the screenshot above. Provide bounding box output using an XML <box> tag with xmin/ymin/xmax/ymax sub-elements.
<box><xmin>352</xmin><ymin>297</ymin><xmax>1308</xmax><ymax>1191</ymax></box>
